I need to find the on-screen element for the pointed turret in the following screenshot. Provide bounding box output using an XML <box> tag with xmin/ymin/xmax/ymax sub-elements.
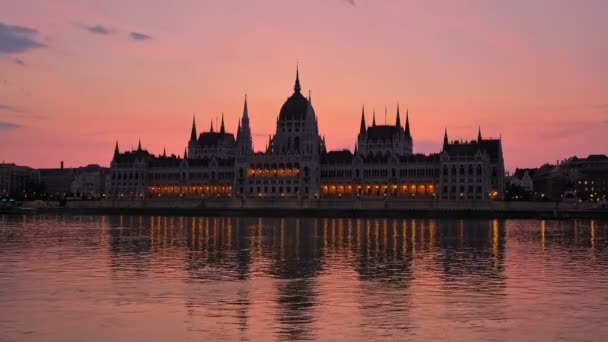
<box><xmin>220</xmin><ymin>113</ymin><xmax>225</xmax><ymax>134</ymax></box>
<box><xmin>137</xmin><ymin>139</ymin><xmax>142</xmax><ymax>152</ymax></box>
<box><xmin>359</xmin><ymin>105</ymin><xmax>366</xmax><ymax>134</ymax></box>
<box><xmin>113</xmin><ymin>140</ymin><xmax>119</xmax><ymax>160</ymax></box>
<box><xmin>294</xmin><ymin>64</ymin><xmax>301</xmax><ymax>94</ymax></box>
<box><xmin>236</xmin><ymin>94</ymin><xmax>253</xmax><ymax>154</ymax></box>
<box><xmin>443</xmin><ymin>128</ymin><xmax>449</xmax><ymax>150</ymax></box>
<box><xmin>184</xmin><ymin>147</ymin><xmax>188</xmax><ymax>160</ymax></box>
<box><xmin>163</xmin><ymin>147</ymin><xmax>166</xmax><ymax>157</ymax></box>
<box><xmin>210</xmin><ymin>120</ymin><xmax>214</xmax><ymax>133</ymax></box>
<box><xmin>190</xmin><ymin>115</ymin><xmax>197</xmax><ymax>142</ymax></box>
<box><xmin>477</xmin><ymin>126</ymin><xmax>482</xmax><ymax>141</ymax></box>
<box><xmin>405</xmin><ymin>109</ymin><xmax>411</xmax><ymax>137</ymax></box>
<box><xmin>372</xmin><ymin>110</ymin><xmax>376</xmax><ymax>127</ymax></box>
<box><xmin>395</xmin><ymin>104</ymin><xmax>401</xmax><ymax>129</ymax></box>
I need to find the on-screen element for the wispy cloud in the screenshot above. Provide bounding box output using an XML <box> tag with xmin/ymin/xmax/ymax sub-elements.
<box><xmin>130</xmin><ymin>32</ymin><xmax>152</xmax><ymax>41</ymax></box>
<box><xmin>539</xmin><ymin>119</ymin><xmax>608</xmax><ymax>140</ymax></box>
<box><xmin>0</xmin><ymin>121</ymin><xmax>21</xmax><ymax>129</ymax></box>
<box><xmin>0</xmin><ymin>103</ymin><xmax>47</xmax><ymax>119</ymax></box>
<box><xmin>344</xmin><ymin>0</ymin><xmax>356</xmax><ymax>6</ymax></box>
<box><xmin>81</xmin><ymin>23</ymin><xmax>115</xmax><ymax>35</ymax></box>
<box><xmin>0</xmin><ymin>22</ymin><xmax>46</xmax><ymax>54</ymax></box>
<box><xmin>14</xmin><ymin>57</ymin><xmax>24</xmax><ymax>66</ymax></box>
<box><xmin>0</xmin><ymin>104</ymin><xmax>24</xmax><ymax>113</ymax></box>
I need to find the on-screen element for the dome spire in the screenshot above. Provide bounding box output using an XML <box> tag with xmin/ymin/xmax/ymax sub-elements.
<box><xmin>294</xmin><ymin>62</ymin><xmax>301</xmax><ymax>93</ymax></box>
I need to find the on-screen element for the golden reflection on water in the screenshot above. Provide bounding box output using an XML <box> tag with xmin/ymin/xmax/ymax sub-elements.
<box><xmin>0</xmin><ymin>216</ymin><xmax>608</xmax><ymax>341</ymax></box>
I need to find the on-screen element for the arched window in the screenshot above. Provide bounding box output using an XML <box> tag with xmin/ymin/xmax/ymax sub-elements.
<box><xmin>451</xmin><ymin>166</ymin><xmax>457</xmax><ymax>177</ymax></box>
<box><xmin>477</xmin><ymin>165</ymin><xmax>482</xmax><ymax>176</ymax></box>
<box><xmin>460</xmin><ymin>165</ymin><xmax>465</xmax><ymax>176</ymax></box>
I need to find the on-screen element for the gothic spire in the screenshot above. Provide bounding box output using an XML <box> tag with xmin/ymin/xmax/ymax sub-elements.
<box><xmin>163</xmin><ymin>147</ymin><xmax>166</xmax><ymax>157</ymax></box>
<box><xmin>113</xmin><ymin>140</ymin><xmax>119</xmax><ymax>159</ymax></box>
<box><xmin>184</xmin><ymin>147</ymin><xmax>188</xmax><ymax>159</ymax></box>
<box><xmin>294</xmin><ymin>63</ymin><xmax>301</xmax><ymax>93</ymax></box>
<box><xmin>372</xmin><ymin>110</ymin><xmax>376</xmax><ymax>127</ymax></box>
<box><xmin>220</xmin><ymin>113</ymin><xmax>225</xmax><ymax>134</ymax></box>
<box><xmin>137</xmin><ymin>139</ymin><xmax>142</xmax><ymax>152</ymax></box>
<box><xmin>405</xmin><ymin>109</ymin><xmax>411</xmax><ymax>137</ymax></box>
<box><xmin>243</xmin><ymin>94</ymin><xmax>249</xmax><ymax>120</ymax></box>
<box><xmin>210</xmin><ymin>120</ymin><xmax>214</xmax><ymax>133</ymax></box>
<box><xmin>395</xmin><ymin>104</ymin><xmax>401</xmax><ymax>129</ymax></box>
<box><xmin>190</xmin><ymin>115</ymin><xmax>197</xmax><ymax>142</ymax></box>
<box><xmin>359</xmin><ymin>105</ymin><xmax>366</xmax><ymax>134</ymax></box>
<box><xmin>443</xmin><ymin>128</ymin><xmax>449</xmax><ymax>150</ymax></box>
<box><xmin>477</xmin><ymin>126</ymin><xmax>482</xmax><ymax>141</ymax></box>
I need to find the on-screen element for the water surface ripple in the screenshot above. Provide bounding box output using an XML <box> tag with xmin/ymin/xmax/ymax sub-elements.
<box><xmin>0</xmin><ymin>215</ymin><xmax>607</xmax><ymax>341</ymax></box>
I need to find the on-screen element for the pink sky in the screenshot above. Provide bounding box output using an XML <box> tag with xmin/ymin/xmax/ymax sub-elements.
<box><xmin>1</xmin><ymin>0</ymin><xmax>607</xmax><ymax>171</ymax></box>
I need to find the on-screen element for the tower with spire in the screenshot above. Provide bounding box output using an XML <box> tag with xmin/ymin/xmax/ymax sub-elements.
<box><xmin>236</xmin><ymin>95</ymin><xmax>253</xmax><ymax>155</ymax></box>
<box><xmin>356</xmin><ymin>104</ymin><xmax>413</xmax><ymax>157</ymax></box>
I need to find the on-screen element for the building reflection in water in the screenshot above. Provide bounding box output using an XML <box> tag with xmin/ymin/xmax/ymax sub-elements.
<box><xmin>97</xmin><ymin>215</ymin><xmax>608</xmax><ymax>340</ymax></box>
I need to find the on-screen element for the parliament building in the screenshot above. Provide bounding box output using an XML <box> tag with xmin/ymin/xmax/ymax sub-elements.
<box><xmin>107</xmin><ymin>69</ymin><xmax>505</xmax><ymax>206</ymax></box>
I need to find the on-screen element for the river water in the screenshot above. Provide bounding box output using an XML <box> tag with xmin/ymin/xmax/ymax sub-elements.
<box><xmin>0</xmin><ymin>215</ymin><xmax>607</xmax><ymax>341</ymax></box>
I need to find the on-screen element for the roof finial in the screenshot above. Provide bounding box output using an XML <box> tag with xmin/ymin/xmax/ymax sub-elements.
<box><xmin>190</xmin><ymin>114</ymin><xmax>197</xmax><ymax>142</ymax></box>
<box><xmin>405</xmin><ymin>109</ymin><xmax>411</xmax><ymax>137</ymax></box>
<box><xmin>396</xmin><ymin>103</ymin><xmax>401</xmax><ymax>128</ymax></box>
<box><xmin>360</xmin><ymin>105</ymin><xmax>366</xmax><ymax>134</ymax></box>
<box><xmin>210</xmin><ymin>120</ymin><xmax>214</xmax><ymax>133</ymax></box>
<box><xmin>477</xmin><ymin>126</ymin><xmax>482</xmax><ymax>141</ymax></box>
<box><xmin>220</xmin><ymin>113</ymin><xmax>225</xmax><ymax>134</ymax></box>
<box><xmin>163</xmin><ymin>146</ymin><xmax>166</xmax><ymax>157</ymax></box>
<box><xmin>443</xmin><ymin>128</ymin><xmax>449</xmax><ymax>150</ymax></box>
<box><xmin>372</xmin><ymin>110</ymin><xmax>376</xmax><ymax>127</ymax></box>
<box><xmin>294</xmin><ymin>61</ymin><xmax>301</xmax><ymax>93</ymax></box>
<box><xmin>137</xmin><ymin>139</ymin><xmax>142</xmax><ymax>151</ymax></box>
<box><xmin>308</xmin><ymin>89</ymin><xmax>312</xmax><ymax>103</ymax></box>
<box><xmin>114</xmin><ymin>140</ymin><xmax>119</xmax><ymax>159</ymax></box>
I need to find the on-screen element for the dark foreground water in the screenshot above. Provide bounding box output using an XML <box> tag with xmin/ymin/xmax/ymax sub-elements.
<box><xmin>0</xmin><ymin>215</ymin><xmax>607</xmax><ymax>342</ymax></box>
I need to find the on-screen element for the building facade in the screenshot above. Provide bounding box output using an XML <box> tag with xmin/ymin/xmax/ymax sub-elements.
<box><xmin>0</xmin><ymin>163</ymin><xmax>40</xmax><ymax>199</ymax></box>
<box><xmin>107</xmin><ymin>69</ymin><xmax>505</xmax><ymax>204</ymax></box>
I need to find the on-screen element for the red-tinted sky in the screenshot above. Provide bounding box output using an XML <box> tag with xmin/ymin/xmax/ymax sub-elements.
<box><xmin>1</xmin><ymin>0</ymin><xmax>607</xmax><ymax>171</ymax></box>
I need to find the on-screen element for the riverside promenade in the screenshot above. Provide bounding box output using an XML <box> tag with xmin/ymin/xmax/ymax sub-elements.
<box><xmin>37</xmin><ymin>198</ymin><xmax>608</xmax><ymax>219</ymax></box>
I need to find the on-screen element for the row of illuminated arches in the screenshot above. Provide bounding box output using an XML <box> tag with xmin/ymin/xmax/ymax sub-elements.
<box><xmin>147</xmin><ymin>184</ymin><xmax>232</xmax><ymax>196</ymax></box>
<box><xmin>321</xmin><ymin>183</ymin><xmax>436</xmax><ymax>196</ymax></box>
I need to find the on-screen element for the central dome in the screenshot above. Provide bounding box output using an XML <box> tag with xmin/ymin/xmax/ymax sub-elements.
<box><xmin>278</xmin><ymin>68</ymin><xmax>310</xmax><ymax>121</ymax></box>
<box><xmin>279</xmin><ymin>92</ymin><xmax>309</xmax><ymax>121</ymax></box>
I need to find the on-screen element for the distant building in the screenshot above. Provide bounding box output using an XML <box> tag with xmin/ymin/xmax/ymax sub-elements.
<box><xmin>0</xmin><ymin>163</ymin><xmax>40</xmax><ymax>198</ymax></box>
<box><xmin>71</xmin><ymin>164</ymin><xmax>109</xmax><ymax>197</ymax></box>
<box><xmin>563</xmin><ymin>155</ymin><xmax>608</xmax><ymax>202</ymax></box>
<box><xmin>508</xmin><ymin>168</ymin><xmax>536</xmax><ymax>192</ymax></box>
<box><xmin>107</xmin><ymin>68</ymin><xmax>505</xmax><ymax>203</ymax></box>
<box><xmin>39</xmin><ymin>162</ymin><xmax>75</xmax><ymax>198</ymax></box>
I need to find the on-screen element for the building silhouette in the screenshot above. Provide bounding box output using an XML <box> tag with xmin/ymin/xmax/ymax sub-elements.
<box><xmin>107</xmin><ymin>68</ymin><xmax>504</xmax><ymax>203</ymax></box>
